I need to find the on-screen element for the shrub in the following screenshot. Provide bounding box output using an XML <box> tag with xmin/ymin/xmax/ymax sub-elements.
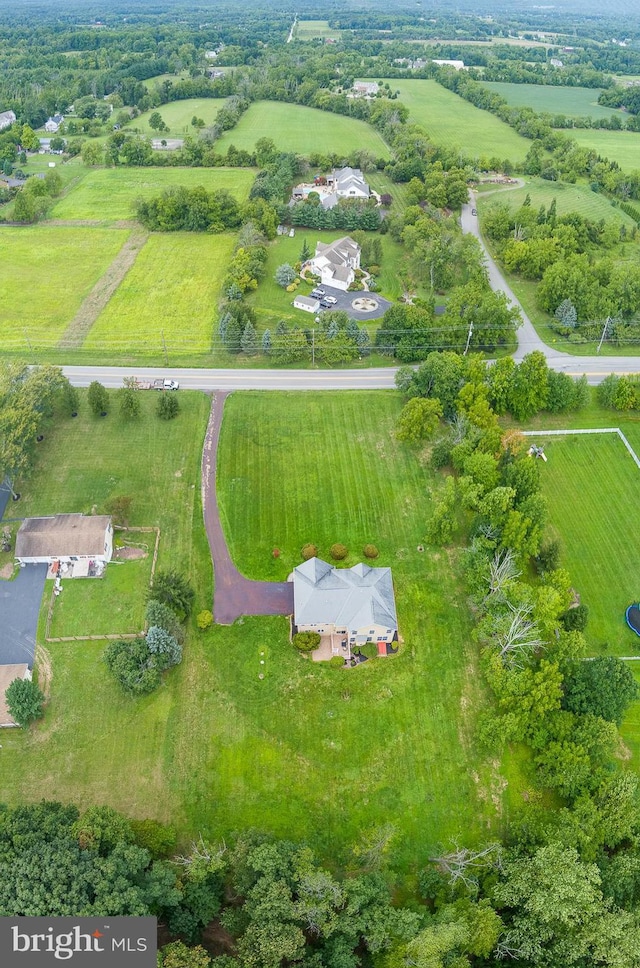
<box><xmin>103</xmin><ymin>640</ymin><xmax>161</xmax><ymax>695</ymax></box>
<box><xmin>88</xmin><ymin>380</ymin><xmax>109</xmax><ymax>416</ymax></box>
<box><xmin>105</xmin><ymin>494</ymin><xmax>133</xmax><ymax>527</ymax></box>
<box><xmin>431</xmin><ymin>438</ymin><xmax>454</xmax><ymax>470</ymax></box>
<box><xmin>131</xmin><ymin>819</ymin><xmax>177</xmax><ymax>859</ymax></box>
<box><xmin>363</xmin><ymin>544</ymin><xmax>379</xmax><ymax>559</ymax></box>
<box><xmin>360</xmin><ymin>643</ymin><xmax>379</xmax><ymax>659</ymax></box>
<box><xmin>286</xmin><ymin>283</ymin><xmax>297</xmax><ymax>292</ymax></box>
<box><xmin>535</xmin><ymin>539</ymin><xmax>561</xmax><ymax>575</ymax></box>
<box><xmin>146</xmin><ymin>599</ymin><xmax>184</xmax><ymax>642</ymax></box>
<box><xmin>330</xmin><ymin>543</ymin><xmax>348</xmax><ymax>560</ymax></box>
<box><xmin>197</xmin><ymin>609</ymin><xmax>213</xmax><ymax>631</ymax></box>
<box><xmin>301</xmin><ymin>543</ymin><xmax>318</xmax><ymax>560</ymax></box>
<box><xmin>293</xmin><ymin>632</ymin><xmax>321</xmax><ymax>651</ymax></box>
<box><xmin>149</xmin><ymin>570</ymin><xmax>195</xmax><ymax>620</ymax></box>
<box><xmin>329</xmin><ymin>656</ymin><xmax>346</xmax><ymax>668</ymax></box>
<box><xmin>146</xmin><ymin>625</ymin><xmax>182</xmax><ymax>669</ymax></box>
<box><xmin>561</xmin><ymin>603</ymin><xmax>589</xmax><ymax>632</ymax></box>
<box><xmin>157</xmin><ymin>393</ymin><xmax>180</xmax><ymax>420</ymax></box>
<box><xmin>5</xmin><ymin>677</ymin><xmax>45</xmax><ymax>726</ymax></box>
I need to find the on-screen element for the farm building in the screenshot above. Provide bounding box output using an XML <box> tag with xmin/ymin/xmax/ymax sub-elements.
<box><xmin>293</xmin><ymin>295</ymin><xmax>321</xmax><ymax>313</ymax></box>
<box><xmin>0</xmin><ymin>109</ymin><xmax>16</xmax><ymax>131</ymax></box>
<box><xmin>0</xmin><ymin>664</ymin><xmax>31</xmax><ymax>727</ymax></box>
<box><xmin>309</xmin><ymin>237</ymin><xmax>360</xmax><ymax>291</ymax></box>
<box><xmin>44</xmin><ymin>114</ymin><xmax>64</xmax><ymax>132</ymax></box>
<box><xmin>292</xmin><ymin>557</ymin><xmax>398</xmax><ymax>655</ymax></box>
<box><xmin>351</xmin><ymin>81</ymin><xmax>379</xmax><ymax>97</ymax></box>
<box><xmin>15</xmin><ymin>514</ymin><xmax>113</xmax><ymax>568</ymax></box>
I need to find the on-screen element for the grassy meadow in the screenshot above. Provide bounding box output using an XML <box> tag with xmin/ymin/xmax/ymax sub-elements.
<box><xmin>483</xmin><ymin>82</ymin><xmax>623</xmax><ymax>121</ymax></box>
<box><xmin>566</xmin><ymin>128</ymin><xmax>640</xmax><ymax>171</ymax></box>
<box><xmin>123</xmin><ymin>98</ymin><xmax>226</xmax><ymax>135</ymax></box>
<box><xmin>0</xmin><ymin>389</ymin><xmax>499</xmax><ymax>876</ymax></box>
<box><xmin>49</xmin><ymin>167</ymin><xmax>255</xmax><ymax>222</ymax></box>
<box><xmin>392</xmin><ymin>80</ymin><xmax>534</xmax><ymax>164</ymax></box>
<box><xmin>215</xmin><ymin>101</ymin><xmax>391</xmax><ymax>159</ymax></box>
<box><xmin>295</xmin><ymin>20</ymin><xmax>343</xmax><ymax>40</ymax></box>
<box><xmin>0</xmin><ymin>226</ymin><xmax>130</xmax><ymax>350</ymax></box>
<box><xmin>84</xmin><ymin>232</ymin><xmax>236</xmax><ymax>355</ymax></box>
<box><xmin>476</xmin><ymin>177</ymin><xmax>636</xmax><ymax>227</ymax></box>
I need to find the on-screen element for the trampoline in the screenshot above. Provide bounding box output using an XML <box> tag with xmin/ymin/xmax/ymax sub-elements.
<box><xmin>625</xmin><ymin>604</ymin><xmax>640</xmax><ymax>637</ymax></box>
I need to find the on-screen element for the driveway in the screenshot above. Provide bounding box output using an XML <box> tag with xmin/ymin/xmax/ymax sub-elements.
<box><xmin>0</xmin><ymin>564</ymin><xmax>47</xmax><ymax>667</ymax></box>
<box><xmin>313</xmin><ymin>285</ymin><xmax>392</xmax><ymax>321</ymax></box>
<box><xmin>202</xmin><ymin>392</ymin><xmax>294</xmax><ymax>625</ymax></box>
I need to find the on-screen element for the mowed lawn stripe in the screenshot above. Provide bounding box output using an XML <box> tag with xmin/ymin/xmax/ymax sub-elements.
<box><xmin>84</xmin><ymin>232</ymin><xmax>236</xmax><ymax>355</ymax></box>
<box><xmin>215</xmin><ymin>101</ymin><xmax>391</xmax><ymax>159</ymax></box>
<box><xmin>50</xmin><ymin>166</ymin><xmax>255</xmax><ymax>223</ymax></box>
<box><xmin>532</xmin><ymin>433</ymin><xmax>640</xmax><ymax>655</ymax></box>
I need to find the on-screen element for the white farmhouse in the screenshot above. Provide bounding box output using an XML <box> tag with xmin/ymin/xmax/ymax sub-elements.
<box><xmin>0</xmin><ymin>110</ymin><xmax>16</xmax><ymax>131</ymax></box>
<box><xmin>15</xmin><ymin>514</ymin><xmax>113</xmax><ymax>568</ymax></box>
<box><xmin>44</xmin><ymin>114</ymin><xmax>64</xmax><ymax>133</ymax></box>
<box><xmin>309</xmin><ymin>236</ymin><xmax>360</xmax><ymax>291</ymax></box>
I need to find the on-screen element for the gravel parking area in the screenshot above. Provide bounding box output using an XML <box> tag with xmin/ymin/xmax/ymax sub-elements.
<box><xmin>311</xmin><ymin>286</ymin><xmax>391</xmax><ymax>321</ymax></box>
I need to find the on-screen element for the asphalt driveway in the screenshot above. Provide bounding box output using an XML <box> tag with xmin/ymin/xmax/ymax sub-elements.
<box><xmin>313</xmin><ymin>285</ymin><xmax>392</xmax><ymax>321</ymax></box>
<box><xmin>0</xmin><ymin>564</ymin><xmax>47</xmax><ymax>667</ymax></box>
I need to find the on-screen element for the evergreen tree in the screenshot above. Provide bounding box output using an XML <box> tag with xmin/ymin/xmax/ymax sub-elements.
<box><xmin>241</xmin><ymin>321</ymin><xmax>258</xmax><ymax>355</ymax></box>
<box><xmin>157</xmin><ymin>393</ymin><xmax>179</xmax><ymax>420</ymax></box>
<box><xmin>262</xmin><ymin>329</ymin><xmax>272</xmax><ymax>355</ymax></box>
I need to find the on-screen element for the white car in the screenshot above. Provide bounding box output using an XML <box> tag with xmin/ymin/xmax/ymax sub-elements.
<box><xmin>311</xmin><ymin>288</ymin><xmax>325</xmax><ymax>297</ymax></box>
<box><xmin>324</xmin><ymin>296</ymin><xmax>338</xmax><ymax>305</ymax></box>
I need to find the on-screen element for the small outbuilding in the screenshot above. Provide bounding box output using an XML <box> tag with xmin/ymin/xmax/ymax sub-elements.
<box><xmin>15</xmin><ymin>514</ymin><xmax>113</xmax><ymax>566</ymax></box>
<box><xmin>293</xmin><ymin>295</ymin><xmax>320</xmax><ymax>313</ymax></box>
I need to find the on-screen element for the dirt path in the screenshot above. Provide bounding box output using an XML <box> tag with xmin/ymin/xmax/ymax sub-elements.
<box><xmin>57</xmin><ymin>229</ymin><xmax>148</xmax><ymax>348</ymax></box>
<box><xmin>202</xmin><ymin>392</ymin><xmax>294</xmax><ymax>625</ymax></box>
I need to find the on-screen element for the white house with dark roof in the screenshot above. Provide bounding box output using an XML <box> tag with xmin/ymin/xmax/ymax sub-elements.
<box><xmin>15</xmin><ymin>514</ymin><xmax>113</xmax><ymax>566</ymax></box>
<box><xmin>327</xmin><ymin>167</ymin><xmax>370</xmax><ymax>201</ymax></box>
<box><xmin>293</xmin><ymin>557</ymin><xmax>398</xmax><ymax>654</ymax></box>
<box><xmin>309</xmin><ymin>236</ymin><xmax>360</xmax><ymax>291</ymax></box>
<box><xmin>44</xmin><ymin>114</ymin><xmax>64</xmax><ymax>133</ymax></box>
<box><xmin>0</xmin><ymin>109</ymin><xmax>16</xmax><ymax>131</ymax></box>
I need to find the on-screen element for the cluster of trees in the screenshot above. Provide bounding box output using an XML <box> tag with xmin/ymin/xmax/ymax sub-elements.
<box><xmin>598</xmin><ymin>373</ymin><xmax>640</xmax><ymax>411</ymax></box>
<box><xmin>11</xmin><ymin>169</ymin><xmax>63</xmax><ymax>223</ymax></box>
<box><xmin>135</xmin><ymin>186</ymin><xmax>242</xmax><ymax>232</ymax></box>
<box><xmin>0</xmin><ymin>363</ymin><xmax>78</xmax><ymax>500</ymax></box>
<box><xmin>405</xmin><ymin>161</ymin><xmax>471</xmax><ymax>211</ymax></box>
<box><xmin>104</xmin><ymin>571</ymin><xmax>194</xmax><ymax>695</ymax></box>
<box><xmin>283</xmin><ymin>198</ymin><xmax>381</xmax><ymax>232</ymax></box>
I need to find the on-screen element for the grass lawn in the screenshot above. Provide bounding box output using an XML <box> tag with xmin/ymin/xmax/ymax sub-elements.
<box><xmin>392</xmin><ymin>80</ymin><xmax>534</xmax><ymax>164</ymax></box>
<box><xmin>483</xmin><ymin>82</ymin><xmax>623</xmax><ymax>121</ymax></box>
<box><xmin>84</xmin><ymin>232</ymin><xmax>236</xmax><ymax>356</ymax></box>
<box><xmin>49</xmin><ymin>166</ymin><xmax>255</xmax><ymax>222</ymax></box>
<box><xmin>0</xmin><ymin>388</ymin><xmax>498</xmax><ymax>877</ymax></box>
<box><xmin>621</xmin><ymin>662</ymin><xmax>640</xmax><ymax>762</ymax></box>
<box><xmin>295</xmin><ymin>20</ymin><xmax>343</xmax><ymax>41</ymax></box>
<box><xmin>477</xmin><ymin>176</ymin><xmax>636</xmax><ymax>227</ymax></box>
<box><xmin>0</xmin><ymin>389</ymin><xmax>212</xmax><ymax>821</ymax></box>
<box><xmin>524</xmin><ymin>432</ymin><xmax>640</xmax><ymax>657</ymax></box>
<box><xmin>48</xmin><ymin>555</ymin><xmax>153</xmax><ymax>639</ymax></box>
<box><xmin>0</xmin><ymin>226</ymin><xmax>130</xmax><ymax>350</ymax></box>
<box><xmin>565</xmin><ymin>128</ymin><xmax>640</xmax><ymax>171</ymax></box>
<box><xmin>124</xmin><ymin>98</ymin><xmax>227</xmax><ymax>135</ymax></box>
<box><xmin>215</xmin><ymin>101</ymin><xmax>391</xmax><ymax>160</ymax></box>
<box><xmin>142</xmin><ymin>71</ymin><xmax>190</xmax><ymax>90</ymax></box>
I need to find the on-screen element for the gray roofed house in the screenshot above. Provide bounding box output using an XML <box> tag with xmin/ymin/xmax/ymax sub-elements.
<box><xmin>309</xmin><ymin>236</ymin><xmax>361</xmax><ymax>292</ymax></box>
<box><xmin>44</xmin><ymin>114</ymin><xmax>64</xmax><ymax>132</ymax></box>
<box><xmin>328</xmin><ymin>167</ymin><xmax>370</xmax><ymax>200</ymax></box>
<box><xmin>15</xmin><ymin>514</ymin><xmax>113</xmax><ymax>565</ymax></box>
<box><xmin>0</xmin><ymin>110</ymin><xmax>16</xmax><ymax>131</ymax></box>
<box><xmin>293</xmin><ymin>557</ymin><xmax>398</xmax><ymax>654</ymax></box>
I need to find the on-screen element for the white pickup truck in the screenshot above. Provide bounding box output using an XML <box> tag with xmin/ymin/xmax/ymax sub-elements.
<box><xmin>134</xmin><ymin>378</ymin><xmax>180</xmax><ymax>390</ymax></box>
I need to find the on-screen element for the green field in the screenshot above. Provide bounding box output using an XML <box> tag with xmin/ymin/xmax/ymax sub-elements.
<box><xmin>84</xmin><ymin>232</ymin><xmax>236</xmax><ymax>355</ymax></box>
<box><xmin>295</xmin><ymin>20</ymin><xmax>343</xmax><ymax>41</ymax></box>
<box><xmin>215</xmin><ymin>101</ymin><xmax>391</xmax><ymax>159</ymax></box>
<box><xmin>392</xmin><ymin>80</ymin><xmax>534</xmax><ymax>164</ymax></box>
<box><xmin>0</xmin><ymin>226</ymin><xmax>130</xmax><ymax>350</ymax></box>
<box><xmin>141</xmin><ymin>72</ymin><xmax>190</xmax><ymax>91</ymax></box>
<box><xmin>527</xmin><ymin>432</ymin><xmax>640</xmax><ymax>657</ymax></box>
<box><xmin>124</xmin><ymin>98</ymin><xmax>226</xmax><ymax>135</ymax></box>
<box><xmin>483</xmin><ymin>82</ymin><xmax>623</xmax><ymax>121</ymax></box>
<box><xmin>0</xmin><ymin>389</ymin><xmax>497</xmax><ymax>875</ymax></box>
<box><xmin>476</xmin><ymin>176</ymin><xmax>636</xmax><ymax>227</ymax></box>
<box><xmin>567</xmin><ymin>128</ymin><xmax>640</xmax><ymax>171</ymax></box>
<box><xmin>49</xmin><ymin>167</ymin><xmax>255</xmax><ymax>222</ymax></box>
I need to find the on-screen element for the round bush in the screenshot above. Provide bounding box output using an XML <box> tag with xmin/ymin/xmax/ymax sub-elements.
<box><xmin>293</xmin><ymin>632</ymin><xmax>320</xmax><ymax>651</ymax></box>
<box><xmin>329</xmin><ymin>656</ymin><xmax>346</xmax><ymax>668</ymax></box>
<box><xmin>363</xmin><ymin>544</ymin><xmax>379</xmax><ymax>559</ymax></box>
<box><xmin>330</xmin><ymin>543</ymin><xmax>348</xmax><ymax>560</ymax></box>
<box><xmin>301</xmin><ymin>543</ymin><xmax>318</xmax><ymax>560</ymax></box>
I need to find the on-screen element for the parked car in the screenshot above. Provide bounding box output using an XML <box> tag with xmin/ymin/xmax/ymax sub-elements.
<box><xmin>311</xmin><ymin>288</ymin><xmax>325</xmax><ymax>297</ymax></box>
<box><xmin>471</xmin><ymin>208</ymin><xmax>477</xmax><ymax>216</ymax></box>
<box><xmin>319</xmin><ymin>300</ymin><xmax>332</xmax><ymax>309</ymax></box>
<box><xmin>324</xmin><ymin>296</ymin><xmax>338</xmax><ymax>305</ymax></box>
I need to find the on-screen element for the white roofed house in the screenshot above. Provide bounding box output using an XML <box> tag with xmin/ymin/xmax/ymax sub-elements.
<box><xmin>309</xmin><ymin>236</ymin><xmax>361</xmax><ymax>292</ymax></box>
<box><xmin>292</xmin><ymin>557</ymin><xmax>398</xmax><ymax>662</ymax></box>
<box><xmin>327</xmin><ymin>167</ymin><xmax>371</xmax><ymax>201</ymax></box>
<box><xmin>44</xmin><ymin>114</ymin><xmax>64</xmax><ymax>133</ymax></box>
<box><xmin>0</xmin><ymin>109</ymin><xmax>16</xmax><ymax>131</ymax></box>
<box><xmin>15</xmin><ymin>514</ymin><xmax>113</xmax><ymax>576</ymax></box>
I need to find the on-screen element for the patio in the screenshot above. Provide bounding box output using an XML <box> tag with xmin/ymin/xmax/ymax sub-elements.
<box><xmin>311</xmin><ymin>632</ymin><xmax>350</xmax><ymax>664</ymax></box>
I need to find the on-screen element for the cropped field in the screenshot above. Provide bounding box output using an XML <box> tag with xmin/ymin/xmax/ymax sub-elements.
<box><xmin>84</xmin><ymin>232</ymin><xmax>235</xmax><ymax>355</ymax></box>
<box><xmin>213</xmin><ymin>391</ymin><xmax>497</xmax><ymax>868</ymax></box>
<box><xmin>215</xmin><ymin>101</ymin><xmax>391</xmax><ymax>159</ymax></box>
<box><xmin>476</xmin><ymin>176</ymin><xmax>636</xmax><ymax>226</ymax></box>
<box><xmin>0</xmin><ymin>226</ymin><xmax>130</xmax><ymax>350</ymax></box>
<box><xmin>567</xmin><ymin>128</ymin><xmax>640</xmax><ymax>171</ymax></box>
<box><xmin>483</xmin><ymin>82</ymin><xmax>622</xmax><ymax>121</ymax></box>
<box><xmin>295</xmin><ymin>20</ymin><xmax>342</xmax><ymax>40</ymax></box>
<box><xmin>49</xmin><ymin>166</ymin><xmax>254</xmax><ymax>222</ymax></box>
<box><xmin>124</xmin><ymin>98</ymin><xmax>226</xmax><ymax>135</ymax></box>
<box><xmin>528</xmin><ymin>432</ymin><xmax>640</xmax><ymax>657</ymax></box>
<box><xmin>392</xmin><ymin>79</ymin><xmax>533</xmax><ymax>163</ymax></box>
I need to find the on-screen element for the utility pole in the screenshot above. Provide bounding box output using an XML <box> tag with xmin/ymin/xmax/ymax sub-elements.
<box><xmin>463</xmin><ymin>320</ymin><xmax>474</xmax><ymax>356</ymax></box>
<box><xmin>161</xmin><ymin>329</ymin><xmax>168</xmax><ymax>366</ymax></box>
<box><xmin>313</xmin><ymin>320</ymin><xmax>319</xmax><ymax>367</ymax></box>
<box><xmin>597</xmin><ymin>316</ymin><xmax>611</xmax><ymax>354</ymax></box>
<box><xmin>23</xmin><ymin>328</ymin><xmax>33</xmax><ymax>353</ymax></box>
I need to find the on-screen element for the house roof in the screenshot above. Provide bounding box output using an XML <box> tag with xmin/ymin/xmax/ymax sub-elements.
<box><xmin>293</xmin><ymin>557</ymin><xmax>397</xmax><ymax>631</ymax></box>
<box><xmin>0</xmin><ymin>664</ymin><xmax>29</xmax><ymax>726</ymax></box>
<box><xmin>0</xmin><ymin>110</ymin><xmax>16</xmax><ymax>129</ymax></box>
<box><xmin>294</xmin><ymin>296</ymin><xmax>320</xmax><ymax>309</ymax></box>
<box><xmin>333</xmin><ymin>167</ymin><xmax>369</xmax><ymax>196</ymax></box>
<box><xmin>15</xmin><ymin>514</ymin><xmax>111</xmax><ymax>559</ymax></box>
<box><xmin>314</xmin><ymin>236</ymin><xmax>360</xmax><ymax>269</ymax></box>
